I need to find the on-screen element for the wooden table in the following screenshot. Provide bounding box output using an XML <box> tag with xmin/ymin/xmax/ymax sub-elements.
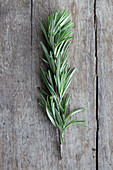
<box><xmin>0</xmin><ymin>0</ymin><xmax>113</xmax><ymax>169</ymax></box>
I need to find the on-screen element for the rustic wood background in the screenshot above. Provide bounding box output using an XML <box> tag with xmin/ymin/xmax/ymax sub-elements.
<box><xmin>0</xmin><ymin>0</ymin><xmax>113</xmax><ymax>169</ymax></box>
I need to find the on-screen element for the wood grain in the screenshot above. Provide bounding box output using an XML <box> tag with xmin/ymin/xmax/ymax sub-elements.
<box><xmin>32</xmin><ymin>0</ymin><xmax>96</xmax><ymax>169</ymax></box>
<box><xmin>97</xmin><ymin>0</ymin><xmax>113</xmax><ymax>169</ymax></box>
<box><xmin>0</xmin><ymin>0</ymin><xmax>32</xmax><ymax>169</ymax></box>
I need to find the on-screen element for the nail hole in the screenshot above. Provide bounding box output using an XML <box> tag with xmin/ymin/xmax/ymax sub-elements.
<box><xmin>92</xmin><ymin>148</ymin><xmax>96</xmax><ymax>151</ymax></box>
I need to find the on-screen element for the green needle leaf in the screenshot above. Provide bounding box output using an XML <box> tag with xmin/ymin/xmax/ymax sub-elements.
<box><xmin>65</xmin><ymin>108</ymin><xmax>86</xmax><ymax>125</ymax></box>
<box><xmin>46</xmin><ymin>99</ymin><xmax>56</xmax><ymax>127</ymax></box>
<box><xmin>40</xmin><ymin>22</ymin><xmax>50</xmax><ymax>45</ymax></box>
<box><xmin>64</xmin><ymin>120</ymin><xmax>87</xmax><ymax>131</ymax></box>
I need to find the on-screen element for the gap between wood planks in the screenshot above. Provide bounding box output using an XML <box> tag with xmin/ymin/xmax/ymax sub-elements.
<box><xmin>31</xmin><ymin>0</ymin><xmax>33</xmax><ymax>96</ymax></box>
<box><xmin>94</xmin><ymin>0</ymin><xmax>99</xmax><ymax>169</ymax></box>
<box><xmin>31</xmin><ymin>0</ymin><xmax>33</xmax><ymax>48</ymax></box>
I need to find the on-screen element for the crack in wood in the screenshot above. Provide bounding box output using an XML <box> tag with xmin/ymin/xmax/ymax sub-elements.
<box><xmin>31</xmin><ymin>0</ymin><xmax>33</xmax><ymax>97</ymax></box>
<box><xmin>94</xmin><ymin>0</ymin><xmax>99</xmax><ymax>169</ymax></box>
<box><xmin>96</xmin><ymin>75</ymin><xmax>98</xmax><ymax>170</ymax></box>
<box><xmin>31</xmin><ymin>0</ymin><xmax>33</xmax><ymax>48</ymax></box>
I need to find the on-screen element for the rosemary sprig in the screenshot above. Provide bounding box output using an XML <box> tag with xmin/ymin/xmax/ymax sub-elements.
<box><xmin>38</xmin><ymin>9</ymin><xmax>86</xmax><ymax>159</ymax></box>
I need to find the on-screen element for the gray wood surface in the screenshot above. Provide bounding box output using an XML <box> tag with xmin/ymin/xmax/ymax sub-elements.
<box><xmin>97</xmin><ymin>0</ymin><xmax>113</xmax><ymax>169</ymax></box>
<box><xmin>0</xmin><ymin>0</ymin><xmax>112</xmax><ymax>169</ymax></box>
<box><xmin>0</xmin><ymin>0</ymin><xmax>32</xmax><ymax>169</ymax></box>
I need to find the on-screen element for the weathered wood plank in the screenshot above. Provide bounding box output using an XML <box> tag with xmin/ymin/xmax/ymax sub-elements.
<box><xmin>32</xmin><ymin>0</ymin><xmax>96</xmax><ymax>169</ymax></box>
<box><xmin>0</xmin><ymin>0</ymin><xmax>32</xmax><ymax>169</ymax></box>
<box><xmin>97</xmin><ymin>0</ymin><xmax>113</xmax><ymax>169</ymax></box>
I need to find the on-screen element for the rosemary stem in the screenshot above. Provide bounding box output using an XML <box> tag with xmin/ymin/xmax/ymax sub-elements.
<box><xmin>60</xmin><ymin>144</ymin><xmax>63</xmax><ymax>160</ymax></box>
<box><xmin>59</xmin><ymin>130</ymin><xmax>63</xmax><ymax>159</ymax></box>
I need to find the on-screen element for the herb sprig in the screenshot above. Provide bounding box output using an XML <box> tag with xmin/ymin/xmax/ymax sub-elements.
<box><xmin>38</xmin><ymin>9</ymin><xmax>86</xmax><ymax>159</ymax></box>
